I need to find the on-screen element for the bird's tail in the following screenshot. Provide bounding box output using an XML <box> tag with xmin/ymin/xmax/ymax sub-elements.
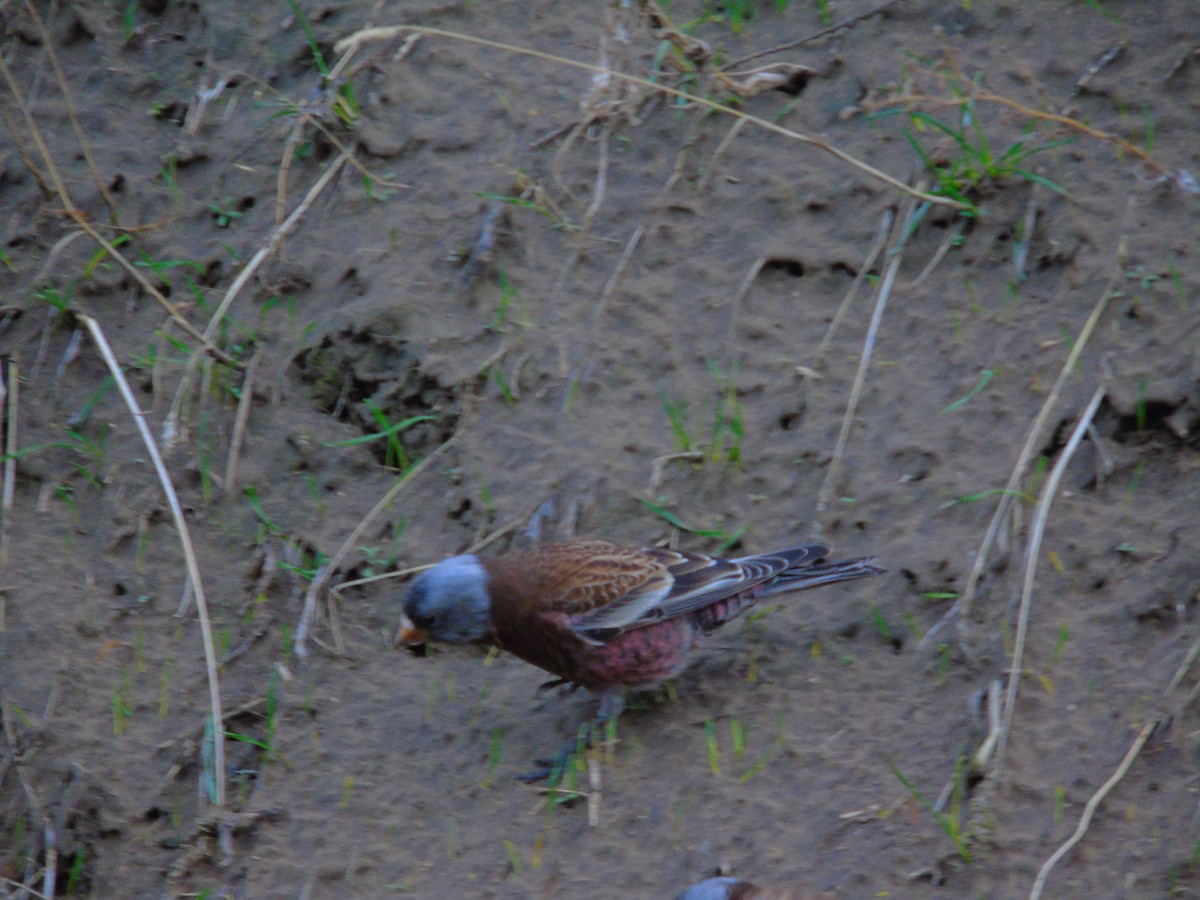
<box><xmin>758</xmin><ymin>555</ymin><xmax>885</xmax><ymax>599</ymax></box>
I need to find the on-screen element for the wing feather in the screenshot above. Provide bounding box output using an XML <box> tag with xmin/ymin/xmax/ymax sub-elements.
<box><xmin>505</xmin><ymin>542</ymin><xmax>673</xmax><ymax>630</ymax></box>
<box><xmin>496</xmin><ymin>541</ymin><xmax>835</xmax><ymax>643</ymax></box>
<box><xmin>574</xmin><ymin>545</ymin><xmax>822</xmax><ymax>637</ymax></box>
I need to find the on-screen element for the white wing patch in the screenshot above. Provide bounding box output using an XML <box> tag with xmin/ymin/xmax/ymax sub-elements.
<box><xmin>569</xmin><ymin>576</ymin><xmax>673</xmax><ymax>632</ymax></box>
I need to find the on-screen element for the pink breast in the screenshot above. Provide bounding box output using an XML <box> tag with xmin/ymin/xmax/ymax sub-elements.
<box><xmin>577</xmin><ymin>620</ymin><xmax>702</xmax><ymax>688</ymax></box>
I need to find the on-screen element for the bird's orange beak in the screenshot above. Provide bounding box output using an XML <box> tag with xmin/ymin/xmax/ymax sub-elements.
<box><xmin>395</xmin><ymin>615</ymin><xmax>428</xmax><ymax>647</ymax></box>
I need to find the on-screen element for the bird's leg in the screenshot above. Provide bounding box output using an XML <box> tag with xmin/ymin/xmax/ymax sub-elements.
<box><xmin>517</xmin><ymin>689</ymin><xmax>625</xmax><ymax>785</ymax></box>
<box><xmin>596</xmin><ymin>688</ymin><xmax>626</xmax><ymax>722</ymax></box>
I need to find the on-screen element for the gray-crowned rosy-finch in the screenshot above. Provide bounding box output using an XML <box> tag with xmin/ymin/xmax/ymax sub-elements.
<box><xmin>397</xmin><ymin>540</ymin><xmax>882</xmax><ymax>778</ymax></box>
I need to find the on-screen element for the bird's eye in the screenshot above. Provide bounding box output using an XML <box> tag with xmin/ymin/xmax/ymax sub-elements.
<box><xmin>411</xmin><ymin>610</ymin><xmax>436</xmax><ymax>630</ymax></box>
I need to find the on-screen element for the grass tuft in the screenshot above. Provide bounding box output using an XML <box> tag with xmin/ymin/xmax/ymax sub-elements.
<box><xmin>891</xmin><ymin>755</ymin><xmax>972</xmax><ymax>861</ymax></box>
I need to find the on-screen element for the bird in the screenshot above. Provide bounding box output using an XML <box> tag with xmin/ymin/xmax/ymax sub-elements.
<box><xmin>397</xmin><ymin>539</ymin><xmax>883</xmax><ymax>778</ymax></box>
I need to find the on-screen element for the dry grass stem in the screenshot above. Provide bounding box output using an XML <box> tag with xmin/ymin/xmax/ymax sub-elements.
<box><xmin>725</xmin><ymin>256</ymin><xmax>766</xmax><ymax>361</ymax></box>
<box><xmin>92</xmin><ymin>226</ymin><xmax>238</xmax><ymax>363</ymax></box>
<box><xmin>0</xmin><ymin>52</ymin><xmax>74</xmax><ymax>209</ymax></box>
<box><xmin>650</xmin><ymin>452</ymin><xmax>705</xmax><ymax>494</ymax></box>
<box><xmin>588</xmin><ymin>755</ymin><xmax>602</xmax><ymax>827</ymax></box>
<box><xmin>905</xmin><ymin>218</ymin><xmax>963</xmax><ymax>291</ymax></box>
<box><xmin>466</xmin><ymin>519</ymin><xmax>522</xmax><ymax>555</ymax></box>
<box><xmin>1167</xmin><ymin>633</ymin><xmax>1200</xmax><ymax>697</ymax></box>
<box><xmin>563</xmin><ymin>223</ymin><xmax>647</xmax><ymax>409</ymax></box>
<box><xmin>52</xmin><ymin>328</ymin><xmax>82</xmax><ymax>388</ymax></box>
<box><xmin>1</xmin><ymin>361</ymin><xmax>16</xmax><ymax>571</ymax></box>
<box><xmin>1013</xmin><ymin>190</ymin><xmax>1040</xmax><ymax>281</ymax></box>
<box><xmin>1177</xmin><ymin>677</ymin><xmax>1200</xmax><ymax>715</ymax></box>
<box><xmin>217</xmin><ymin>146</ymin><xmax>345</xmax><ymax>316</ymax></box>
<box><xmin>714</xmin><ymin>63</ymin><xmax>819</xmax><ymax>99</ymax></box>
<box><xmin>593</xmin><ymin>223</ymin><xmax>647</xmax><ymax>328</ymax></box>
<box><xmin>1029</xmin><ymin>717</ymin><xmax>1158</xmax><ymax>900</ymax></box>
<box><xmin>815</xmin><ymin>209</ymin><xmax>893</xmax><ymax>366</ymax></box>
<box><xmin>814</xmin><ymin>202</ymin><xmax>910</xmax><ymax>522</ymax></box>
<box><xmin>696</xmin><ymin>117</ymin><xmax>748</xmax><ymax>195</ymax></box>
<box><xmin>968</xmin><ymin>677</ymin><xmax>1005</xmax><ymax>775</ymax></box>
<box><xmin>78</xmin><ymin>313</ymin><xmax>226</xmax><ymax>810</ymax></box>
<box><xmin>2</xmin><ymin>686</ymin><xmax>53</xmax><ymax>899</ymax></box>
<box><xmin>224</xmin><ymin>348</ymin><xmax>262</xmax><ymax>496</ymax></box>
<box><xmin>42</xmin><ymin>826</ymin><xmax>57</xmax><ymax>900</ymax></box>
<box><xmin>182</xmin><ymin>70</ymin><xmax>233</xmax><ymax>138</ymax></box>
<box><xmin>994</xmin><ymin>382</ymin><xmax>1107</xmax><ymax>779</ymax></box>
<box><xmin>0</xmin><ymin>53</ymin><xmax>234</xmax><ymax>366</ymax></box>
<box><xmin>887</xmin><ymin>89</ymin><xmax>1175</xmax><ymax>180</ymax></box>
<box><xmin>1072</xmin><ymin>40</ymin><xmax>1128</xmax><ymax>97</ymax></box>
<box><xmin>332</xmin><ymin>565</ymin><xmax>428</xmax><ymax>596</ymax></box>
<box><xmin>333</xmin><ymin>25</ymin><xmax>968</xmax><ymax>210</ymax></box>
<box><xmin>294</xmin><ymin>564</ymin><xmax>332</xmax><ymax>659</ymax></box>
<box><xmin>30</xmin><ymin>230</ymin><xmax>88</xmax><ymax>288</ymax></box>
<box><xmin>294</xmin><ymin>433</ymin><xmax>459</xmax><ymax>658</ymax></box>
<box><xmin>934</xmin><ymin>224</ymin><xmax>1130</xmax><ymax>652</ymax></box>
<box><xmin>164</xmin><ymin>151</ymin><xmax>349</xmax><ymax>447</ymax></box>
<box><xmin>720</xmin><ymin>0</ymin><xmax>903</xmax><ymax>69</ymax></box>
<box><xmin>0</xmin><ymin>100</ymin><xmax>53</xmax><ymax>198</ymax></box>
<box><xmin>581</xmin><ymin>121</ymin><xmax>613</xmax><ymax>233</ymax></box>
<box><xmin>23</xmin><ymin>1</ymin><xmax>118</xmax><ymax>219</ymax></box>
<box><xmin>457</xmin><ymin>202</ymin><xmax>506</xmax><ymax>291</ymax></box>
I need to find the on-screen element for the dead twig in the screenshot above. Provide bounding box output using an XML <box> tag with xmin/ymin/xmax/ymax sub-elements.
<box><xmin>1</xmin><ymin>361</ymin><xmax>16</xmax><ymax>571</ymax></box>
<box><xmin>223</xmin><ymin>348</ymin><xmax>262</xmax><ymax>496</ymax></box>
<box><xmin>720</xmin><ymin>0</ymin><xmax>903</xmax><ymax>70</ymax></box>
<box><xmin>648</xmin><ymin>451</ymin><xmax>704</xmax><ymax>494</ymax></box>
<box><xmin>814</xmin><ymin>196</ymin><xmax>917</xmax><ymax>522</ymax></box>
<box><xmin>1167</xmin><ymin>634</ymin><xmax>1200</xmax><ymax>697</ymax></box>
<box><xmin>294</xmin><ymin>433</ymin><xmax>459</xmax><ymax>657</ymax></box>
<box><xmin>1071</xmin><ymin>40</ymin><xmax>1127</xmax><ymax>98</ymax></box>
<box><xmin>878</xmin><ymin>88</ymin><xmax>1173</xmax><ymax>179</ymax></box>
<box><xmin>562</xmin><ymin>223</ymin><xmax>647</xmax><ymax>411</ymax></box>
<box><xmin>1029</xmin><ymin>717</ymin><xmax>1159</xmax><ymax>900</ymax></box>
<box><xmin>587</xmin><ymin>754</ymin><xmax>602</xmax><ymax>828</ymax></box>
<box><xmin>0</xmin><ymin>54</ymin><xmax>234</xmax><ymax>366</ymax></box>
<box><xmin>0</xmin><ymin>100</ymin><xmax>54</xmax><ymax>198</ymax></box>
<box><xmin>2</xmin><ymin>688</ymin><xmax>53</xmax><ymax>899</ymax></box>
<box><xmin>905</xmin><ymin>217</ymin><xmax>963</xmax><ymax>291</ymax></box>
<box><xmin>163</xmin><ymin>151</ymin><xmax>350</xmax><ymax>448</ymax></box>
<box><xmin>0</xmin><ymin>51</ymin><xmax>73</xmax><ymax>209</ymax></box>
<box><xmin>695</xmin><ymin>117</ymin><xmax>748</xmax><ymax>195</ymax></box>
<box><xmin>724</xmin><ymin>256</ymin><xmax>766</xmax><ymax>366</ymax></box>
<box><xmin>580</xmin><ymin>120</ymin><xmax>612</xmax><ymax>232</ymax></box>
<box><xmin>993</xmin><ymin>382</ymin><xmax>1107</xmax><ymax>778</ymax></box>
<box><xmin>29</xmin><ymin>230</ymin><xmax>88</xmax><ymax>289</ymax></box>
<box><xmin>78</xmin><ymin>313</ymin><xmax>226</xmax><ymax>811</ymax></box>
<box><xmin>333</xmin><ymin>25</ymin><xmax>968</xmax><ymax>210</ymax></box>
<box><xmin>1012</xmin><ymin>189</ymin><xmax>1040</xmax><ymax>282</ymax></box>
<box><xmin>925</xmin><ymin>220</ymin><xmax>1130</xmax><ymax>653</ymax></box>
<box><xmin>815</xmin><ymin>209</ymin><xmax>892</xmax><ymax>366</ymax></box>
<box><xmin>24</xmin><ymin>1</ymin><xmax>119</xmax><ymax>219</ymax></box>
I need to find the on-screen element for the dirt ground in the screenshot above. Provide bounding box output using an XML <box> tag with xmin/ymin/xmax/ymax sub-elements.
<box><xmin>2</xmin><ymin>1</ymin><xmax>1199</xmax><ymax>897</ymax></box>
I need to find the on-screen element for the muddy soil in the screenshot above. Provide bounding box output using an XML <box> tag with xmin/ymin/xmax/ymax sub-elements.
<box><xmin>2</xmin><ymin>1</ymin><xmax>1199</xmax><ymax>897</ymax></box>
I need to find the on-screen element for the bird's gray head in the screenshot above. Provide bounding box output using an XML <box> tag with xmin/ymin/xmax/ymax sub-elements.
<box><xmin>397</xmin><ymin>555</ymin><xmax>491</xmax><ymax>645</ymax></box>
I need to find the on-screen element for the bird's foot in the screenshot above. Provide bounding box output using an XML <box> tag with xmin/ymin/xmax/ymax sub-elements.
<box><xmin>535</xmin><ymin>677</ymin><xmax>581</xmax><ymax>695</ymax></box>
<box><xmin>517</xmin><ymin>715</ymin><xmax>619</xmax><ymax>786</ymax></box>
<box><xmin>517</xmin><ymin>722</ymin><xmax>594</xmax><ymax>785</ymax></box>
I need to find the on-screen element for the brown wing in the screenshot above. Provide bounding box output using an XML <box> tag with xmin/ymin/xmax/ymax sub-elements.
<box><xmin>490</xmin><ymin>541</ymin><xmax>673</xmax><ymax>625</ymax></box>
<box><xmin>487</xmin><ymin>542</ymin><xmax>826</xmax><ymax>643</ymax></box>
<box><xmin>573</xmin><ymin>545</ymin><xmax>800</xmax><ymax>634</ymax></box>
<box><xmin>621</xmin><ymin>546</ymin><xmax>792</xmax><ymax>623</ymax></box>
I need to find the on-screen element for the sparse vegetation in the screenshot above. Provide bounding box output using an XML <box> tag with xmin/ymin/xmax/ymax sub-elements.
<box><xmin>0</xmin><ymin>1</ymin><xmax>1194</xmax><ymax>897</ymax></box>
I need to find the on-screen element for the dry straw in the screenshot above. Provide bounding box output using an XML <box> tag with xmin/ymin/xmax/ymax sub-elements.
<box><xmin>333</xmin><ymin>24</ymin><xmax>967</xmax><ymax>212</ymax></box>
